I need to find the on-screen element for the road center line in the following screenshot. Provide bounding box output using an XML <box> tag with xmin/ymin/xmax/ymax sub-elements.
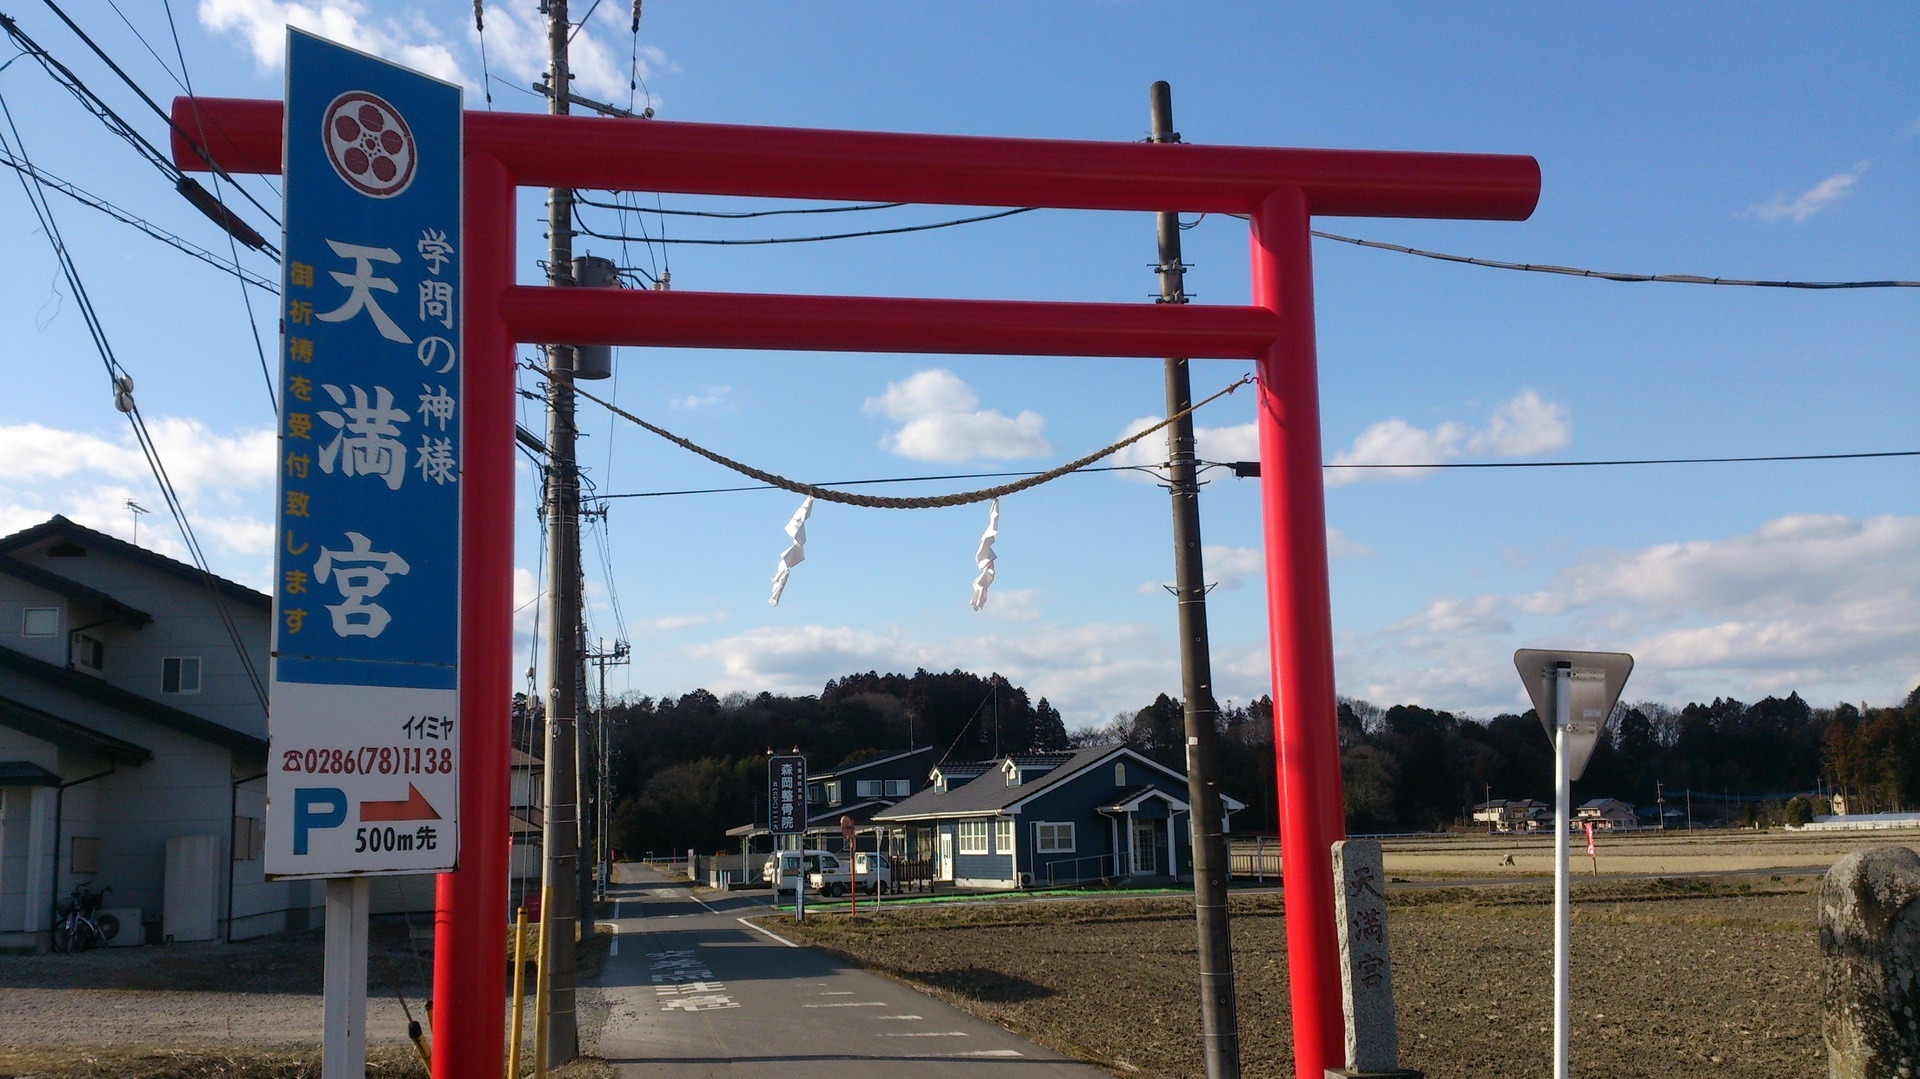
<box><xmin>880</xmin><ymin>1031</ymin><xmax>969</xmax><ymax>1037</ymax></box>
<box><xmin>878</xmin><ymin>1015</ymin><xmax>923</xmax><ymax>1020</ymax></box>
<box><xmin>802</xmin><ymin>1002</ymin><xmax>888</xmax><ymax>1008</ymax></box>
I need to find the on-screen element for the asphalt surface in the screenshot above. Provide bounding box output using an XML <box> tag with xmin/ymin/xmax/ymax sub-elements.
<box><xmin>590</xmin><ymin>865</ymin><xmax>1107</xmax><ymax>1077</ymax></box>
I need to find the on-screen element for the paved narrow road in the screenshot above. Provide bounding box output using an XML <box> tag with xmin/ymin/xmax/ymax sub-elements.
<box><xmin>587</xmin><ymin>865</ymin><xmax>1106</xmax><ymax>1077</ymax></box>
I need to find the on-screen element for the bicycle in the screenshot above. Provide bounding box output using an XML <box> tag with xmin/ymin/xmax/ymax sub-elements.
<box><xmin>51</xmin><ymin>883</ymin><xmax>112</xmax><ymax>954</ymax></box>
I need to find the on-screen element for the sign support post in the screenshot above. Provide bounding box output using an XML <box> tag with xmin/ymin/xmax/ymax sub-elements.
<box><xmin>1515</xmin><ymin>649</ymin><xmax>1632</xmax><ymax>1079</ymax></box>
<box><xmin>321</xmin><ymin>877</ymin><xmax>370</xmax><ymax>1077</ymax></box>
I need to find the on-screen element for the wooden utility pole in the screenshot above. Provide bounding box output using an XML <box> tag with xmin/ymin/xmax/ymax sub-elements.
<box><xmin>539</xmin><ymin>0</ymin><xmax>582</xmax><ymax>1064</ymax></box>
<box><xmin>1150</xmin><ymin>80</ymin><xmax>1242</xmax><ymax>1079</ymax></box>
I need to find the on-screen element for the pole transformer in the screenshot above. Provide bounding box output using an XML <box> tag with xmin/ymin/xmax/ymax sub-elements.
<box><xmin>1151</xmin><ymin>79</ymin><xmax>1242</xmax><ymax>1079</ymax></box>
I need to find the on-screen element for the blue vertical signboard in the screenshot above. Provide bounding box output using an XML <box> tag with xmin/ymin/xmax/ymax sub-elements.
<box><xmin>266</xmin><ymin>30</ymin><xmax>462</xmax><ymax>878</ymax></box>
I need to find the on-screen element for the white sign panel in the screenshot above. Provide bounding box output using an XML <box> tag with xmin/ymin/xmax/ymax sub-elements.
<box><xmin>1514</xmin><ymin>649</ymin><xmax>1634</xmax><ymax>782</ymax></box>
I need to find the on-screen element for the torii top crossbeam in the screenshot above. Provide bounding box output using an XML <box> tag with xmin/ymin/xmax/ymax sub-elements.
<box><xmin>174</xmin><ymin>95</ymin><xmax>1537</xmax><ymax>1079</ymax></box>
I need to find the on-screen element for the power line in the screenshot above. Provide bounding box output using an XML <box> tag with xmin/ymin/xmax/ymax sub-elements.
<box><xmin>0</xmin><ymin>148</ymin><xmax>277</xmax><ymax>290</ymax></box>
<box><xmin>573</xmin><ymin>205</ymin><xmax>1037</xmax><ymax>246</ymax></box>
<box><xmin>572</xmin><ymin>192</ymin><xmax>908</xmax><ymax>218</ymax></box>
<box><xmin>589</xmin><ymin>448</ymin><xmax>1916</xmax><ymax>501</ymax></box>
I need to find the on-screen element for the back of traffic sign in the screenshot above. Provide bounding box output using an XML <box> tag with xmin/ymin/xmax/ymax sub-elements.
<box><xmin>1513</xmin><ymin>649</ymin><xmax>1633</xmax><ymax>781</ymax></box>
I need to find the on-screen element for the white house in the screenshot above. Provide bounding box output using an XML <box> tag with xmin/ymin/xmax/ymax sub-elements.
<box><xmin>0</xmin><ymin>516</ymin><xmax>320</xmax><ymax>948</ymax></box>
<box><xmin>1575</xmin><ymin>798</ymin><xmax>1639</xmax><ymax>831</ymax></box>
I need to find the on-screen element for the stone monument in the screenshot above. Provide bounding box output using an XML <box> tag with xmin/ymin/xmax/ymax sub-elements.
<box><xmin>1820</xmin><ymin>845</ymin><xmax>1920</xmax><ymax>1079</ymax></box>
<box><xmin>1327</xmin><ymin>838</ymin><xmax>1422</xmax><ymax>1079</ymax></box>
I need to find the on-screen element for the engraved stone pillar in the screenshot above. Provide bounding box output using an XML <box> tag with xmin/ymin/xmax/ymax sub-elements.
<box><xmin>1820</xmin><ymin>845</ymin><xmax>1920</xmax><ymax>1079</ymax></box>
<box><xmin>1327</xmin><ymin>839</ymin><xmax>1422</xmax><ymax>1079</ymax></box>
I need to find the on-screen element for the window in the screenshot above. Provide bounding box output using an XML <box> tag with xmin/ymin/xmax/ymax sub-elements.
<box><xmin>824</xmin><ymin>781</ymin><xmax>841</xmax><ymax>804</ymax></box>
<box><xmin>1036</xmin><ymin>822</ymin><xmax>1076</xmax><ymax>854</ymax></box>
<box><xmin>73</xmin><ymin>634</ymin><xmax>105</xmax><ymax>671</ymax></box>
<box><xmin>806</xmin><ymin>783</ymin><xmax>825</xmax><ymax>804</ymax></box>
<box><xmin>22</xmin><ymin>607</ymin><xmax>58</xmax><ymax>637</ymax></box>
<box><xmin>233</xmin><ymin>816</ymin><xmax>265</xmax><ymax>861</ymax></box>
<box><xmin>855</xmin><ymin>779</ymin><xmax>882</xmax><ymax>799</ymax></box>
<box><xmin>884</xmin><ymin>779</ymin><xmax>910</xmax><ymax>797</ymax></box>
<box><xmin>69</xmin><ymin>836</ymin><xmax>100</xmax><ymax>874</ymax></box>
<box><xmin>162</xmin><ymin>656</ymin><xmax>202</xmax><ymax>694</ymax></box>
<box><xmin>1114</xmin><ymin>762</ymin><xmax>1127</xmax><ymax>787</ymax></box>
<box><xmin>993</xmin><ymin>819</ymin><xmax>1013</xmax><ymax>853</ymax></box>
<box><xmin>1004</xmin><ymin>760</ymin><xmax>1021</xmax><ymax>787</ymax></box>
<box><xmin>957</xmin><ymin>819</ymin><xmax>989</xmax><ymax>855</ymax></box>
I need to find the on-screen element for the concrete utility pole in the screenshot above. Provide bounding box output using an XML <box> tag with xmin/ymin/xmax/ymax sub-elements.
<box><xmin>539</xmin><ymin>0</ymin><xmax>582</xmax><ymax>1064</ymax></box>
<box><xmin>1150</xmin><ymin>80</ymin><xmax>1241</xmax><ymax>1079</ymax></box>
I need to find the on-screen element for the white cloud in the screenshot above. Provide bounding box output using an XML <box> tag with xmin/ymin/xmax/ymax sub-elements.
<box><xmin>687</xmin><ymin>620</ymin><xmax>1169</xmax><ymax>727</ymax></box>
<box><xmin>1745</xmin><ymin>162</ymin><xmax>1869</xmax><ymax>224</ymax></box>
<box><xmin>1140</xmin><ymin>533</ymin><xmax>1364</xmax><ymax>594</ymax></box>
<box><xmin>648</xmin><ymin>612</ymin><xmax>729</xmax><ymax>631</ymax></box>
<box><xmin>1350</xmin><ymin>514</ymin><xmax>1920</xmax><ymax>715</ymax></box>
<box><xmin>1326</xmin><ymin>391</ymin><xmax>1569</xmax><ymax>486</ymax></box>
<box><xmin>198</xmin><ymin>0</ymin><xmax>665</xmax><ymax>104</ymax></box>
<box><xmin>199</xmin><ymin>0</ymin><xmax>467</xmax><ymax>85</ymax></box>
<box><xmin>977</xmin><ymin>588</ymin><xmax>1041</xmax><ymax>622</ymax></box>
<box><xmin>864</xmin><ymin>369</ymin><xmax>1050</xmax><ymax>461</ymax></box>
<box><xmin>669</xmin><ymin>386</ymin><xmax>732</xmax><ymax>411</ymax></box>
<box><xmin>0</xmin><ymin>419</ymin><xmax>273</xmax><ymax>496</ymax></box>
<box><xmin>1111</xmin><ymin>418</ymin><xmax>1259</xmax><ymax>474</ymax></box>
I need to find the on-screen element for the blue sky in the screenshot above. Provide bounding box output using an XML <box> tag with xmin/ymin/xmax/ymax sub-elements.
<box><xmin>1</xmin><ymin>3</ymin><xmax>1914</xmax><ymax>729</ymax></box>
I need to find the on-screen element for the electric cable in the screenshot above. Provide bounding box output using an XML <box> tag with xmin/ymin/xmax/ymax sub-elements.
<box><xmin>573</xmin><ymin>205</ymin><xmax>1036</xmax><ymax>247</ymax></box>
<box><xmin>574</xmin><ymin>374</ymin><xmax>1251</xmax><ymax>509</ymax></box>
<box><xmin>0</xmin><ymin>149</ymin><xmax>276</xmax><ymax>290</ymax></box>
<box><xmin>1</xmin><ymin>90</ymin><xmax>268</xmax><ymax>711</ymax></box>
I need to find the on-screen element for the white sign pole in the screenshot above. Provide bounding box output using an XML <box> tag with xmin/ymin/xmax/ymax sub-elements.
<box><xmin>1552</xmin><ymin>662</ymin><xmax>1572</xmax><ymax>1079</ymax></box>
<box><xmin>321</xmin><ymin>876</ymin><xmax>369</xmax><ymax>1079</ymax></box>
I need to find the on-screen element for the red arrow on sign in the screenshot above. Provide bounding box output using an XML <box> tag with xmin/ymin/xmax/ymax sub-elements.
<box><xmin>360</xmin><ymin>783</ymin><xmax>441</xmax><ymax>823</ymax></box>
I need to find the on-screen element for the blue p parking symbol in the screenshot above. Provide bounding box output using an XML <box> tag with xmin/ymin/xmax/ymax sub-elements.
<box><xmin>293</xmin><ymin>787</ymin><xmax>348</xmax><ymax>854</ymax></box>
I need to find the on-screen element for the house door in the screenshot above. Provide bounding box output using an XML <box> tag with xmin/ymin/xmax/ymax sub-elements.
<box><xmin>1132</xmin><ymin>822</ymin><xmax>1158</xmax><ymax>875</ymax></box>
<box><xmin>936</xmin><ymin>833</ymin><xmax>954</xmax><ymax>881</ymax></box>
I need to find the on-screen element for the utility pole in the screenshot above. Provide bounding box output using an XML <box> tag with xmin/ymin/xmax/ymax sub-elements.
<box><xmin>539</xmin><ymin>0</ymin><xmax>582</xmax><ymax>1065</ymax></box>
<box><xmin>1150</xmin><ymin>80</ymin><xmax>1241</xmax><ymax>1079</ymax></box>
<box><xmin>586</xmin><ymin>636</ymin><xmax>631</xmax><ymax>896</ymax></box>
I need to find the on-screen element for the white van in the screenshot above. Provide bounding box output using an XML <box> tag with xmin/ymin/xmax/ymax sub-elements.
<box><xmin>762</xmin><ymin>849</ymin><xmax>840</xmax><ymax>895</ymax></box>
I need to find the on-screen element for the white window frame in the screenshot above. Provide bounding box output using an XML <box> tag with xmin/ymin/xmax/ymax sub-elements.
<box><xmin>824</xmin><ymin>780</ymin><xmax>841</xmax><ymax>804</ymax></box>
<box><xmin>1036</xmin><ymin>821</ymin><xmax>1076</xmax><ymax>854</ymax></box>
<box><xmin>993</xmin><ymin>818</ymin><xmax>1013</xmax><ymax>853</ymax></box>
<box><xmin>957</xmin><ymin>819</ymin><xmax>989</xmax><ymax>855</ymax></box>
<box><xmin>162</xmin><ymin>655</ymin><xmax>202</xmax><ymax>694</ymax></box>
<box><xmin>884</xmin><ymin>778</ymin><xmax>911</xmax><ymax>797</ymax></box>
<box><xmin>1114</xmin><ymin>762</ymin><xmax>1127</xmax><ymax>787</ymax></box>
<box><xmin>22</xmin><ymin>607</ymin><xmax>59</xmax><ymax>638</ymax></box>
<box><xmin>855</xmin><ymin>779</ymin><xmax>882</xmax><ymax>799</ymax></box>
<box><xmin>73</xmin><ymin>633</ymin><xmax>105</xmax><ymax>671</ymax></box>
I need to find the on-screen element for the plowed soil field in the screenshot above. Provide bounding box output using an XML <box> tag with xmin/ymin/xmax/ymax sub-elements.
<box><xmin>776</xmin><ymin>874</ymin><xmax>1829</xmax><ymax>1078</ymax></box>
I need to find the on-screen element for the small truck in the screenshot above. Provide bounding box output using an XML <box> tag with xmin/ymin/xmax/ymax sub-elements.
<box><xmin>807</xmin><ymin>851</ymin><xmax>896</xmax><ymax>896</ymax></box>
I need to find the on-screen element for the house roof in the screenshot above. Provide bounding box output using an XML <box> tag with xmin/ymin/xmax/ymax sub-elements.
<box><xmin>1577</xmin><ymin>798</ymin><xmax>1635</xmax><ymax>813</ymax></box>
<box><xmin>0</xmin><ymin>644</ymin><xmax>266</xmax><ymax>758</ymax></box>
<box><xmin>0</xmin><ymin>694</ymin><xmax>153</xmax><ymax>765</ymax></box>
<box><xmin>1102</xmin><ymin>784</ymin><xmax>1191</xmax><ymax>814</ymax></box>
<box><xmin>0</xmin><ymin>553</ymin><xmax>153</xmax><ymax>628</ymax></box>
<box><xmin>811</xmin><ymin>745</ymin><xmax>937</xmax><ymax>780</ymax></box>
<box><xmin>879</xmin><ymin>744</ymin><xmax>1200</xmax><ymax>822</ymax></box>
<box><xmin>0</xmin><ymin>761</ymin><xmax>64</xmax><ymax>787</ymax></box>
<box><xmin>0</xmin><ymin>515</ymin><xmax>270</xmax><ymax>612</ymax></box>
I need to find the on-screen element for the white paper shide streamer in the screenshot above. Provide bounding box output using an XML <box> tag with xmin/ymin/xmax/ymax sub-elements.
<box><xmin>768</xmin><ymin>496</ymin><xmax>814</xmax><ymax>606</ymax></box>
<box><xmin>969</xmin><ymin>498</ymin><xmax>1000</xmax><ymax>611</ymax></box>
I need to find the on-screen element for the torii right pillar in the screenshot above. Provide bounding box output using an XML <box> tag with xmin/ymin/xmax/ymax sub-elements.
<box><xmin>1251</xmin><ymin>183</ymin><xmax>1354</xmax><ymax>1076</ymax></box>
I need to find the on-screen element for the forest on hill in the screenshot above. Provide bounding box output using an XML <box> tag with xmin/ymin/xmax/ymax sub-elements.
<box><xmin>576</xmin><ymin>670</ymin><xmax>1920</xmax><ymax>855</ymax></box>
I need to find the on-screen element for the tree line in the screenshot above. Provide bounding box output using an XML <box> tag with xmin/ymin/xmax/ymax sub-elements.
<box><xmin>589</xmin><ymin>669</ymin><xmax>1918</xmax><ymax>854</ymax></box>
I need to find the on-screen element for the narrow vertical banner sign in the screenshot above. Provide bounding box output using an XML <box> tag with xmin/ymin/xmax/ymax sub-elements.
<box><xmin>266</xmin><ymin>30</ymin><xmax>463</xmax><ymax>879</ymax></box>
<box><xmin>768</xmin><ymin>755</ymin><xmax>808</xmax><ymax>836</ymax></box>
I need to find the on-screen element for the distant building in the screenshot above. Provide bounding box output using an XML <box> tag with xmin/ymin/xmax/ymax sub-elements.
<box><xmin>873</xmin><ymin>743</ymin><xmax>1244</xmax><ymax>890</ymax></box>
<box><xmin>1576</xmin><ymin>798</ymin><xmax>1639</xmax><ymax>831</ymax></box>
<box><xmin>1472</xmin><ymin>798</ymin><xmax>1548</xmax><ymax>832</ymax></box>
<box><xmin>726</xmin><ymin>745</ymin><xmax>940</xmax><ymax>863</ymax></box>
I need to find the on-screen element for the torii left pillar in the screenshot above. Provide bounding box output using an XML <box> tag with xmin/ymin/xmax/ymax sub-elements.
<box><xmin>175</xmin><ymin>91</ymin><xmax>1536</xmax><ymax>1079</ymax></box>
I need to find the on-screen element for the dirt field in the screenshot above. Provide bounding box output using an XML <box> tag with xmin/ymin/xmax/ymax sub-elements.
<box><xmin>776</xmin><ymin>868</ymin><xmax>1876</xmax><ymax>1079</ymax></box>
<box><xmin>1377</xmin><ymin>827</ymin><xmax>1913</xmax><ymax>880</ymax></box>
<box><xmin>775</xmin><ymin>875</ymin><xmax>1833</xmax><ymax>1078</ymax></box>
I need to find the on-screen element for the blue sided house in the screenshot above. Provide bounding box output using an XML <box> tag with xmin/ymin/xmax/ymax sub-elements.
<box><xmin>873</xmin><ymin>743</ymin><xmax>1243</xmax><ymax>890</ymax></box>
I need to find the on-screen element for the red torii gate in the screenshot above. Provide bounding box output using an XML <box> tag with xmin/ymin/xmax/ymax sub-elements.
<box><xmin>173</xmin><ymin>96</ymin><xmax>1537</xmax><ymax>1079</ymax></box>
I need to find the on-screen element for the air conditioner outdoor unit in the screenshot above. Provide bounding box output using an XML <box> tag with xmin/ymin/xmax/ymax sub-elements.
<box><xmin>98</xmin><ymin>907</ymin><xmax>145</xmax><ymax>947</ymax></box>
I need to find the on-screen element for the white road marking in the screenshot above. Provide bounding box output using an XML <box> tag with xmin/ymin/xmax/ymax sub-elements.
<box><xmin>880</xmin><ymin>1031</ymin><xmax>969</xmax><ymax>1038</ymax></box>
<box><xmin>736</xmin><ymin>916</ymin><xmax>801</xmax><ymax>948</ymax></box>
<box><xmin>952</xmin><ymin>1050</ymin><xmax>1024</xmax><ymax>1057</ymax></box>
<box><xmin>818</xmin><ymin>991</ymin><xmax>856</xmax><ymax>996</ymax></box>
<box><xmin>609</xmin><ymin>935</ymin><xmax>618</xmax><ymax>956</ymax></box>
<box><xmin>802</xmin><ymin>1001</ymin><xmax>889</xmax><ymax>1008</ymax></box>
<box><xmin>878</xmin><ymin>1015</ymin><xmax>924</xmax><ymax>1021</ymax></box>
